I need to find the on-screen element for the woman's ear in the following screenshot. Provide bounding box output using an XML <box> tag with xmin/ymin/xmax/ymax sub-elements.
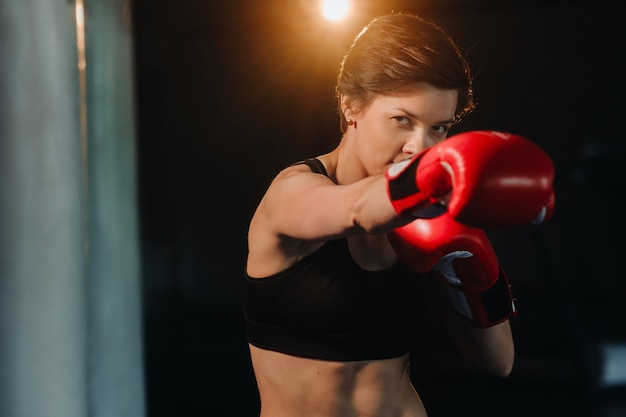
<box><xmin>340</xmin><ymin>95</ymin><xmax>353</xmax><ymax>121</ymax></box>
<box><xmin>343</xmin><ymin>109</ymin><xmax>358</xmax><ymax>126</ymax></box>
<box><xmin>340</xmin><ymin>95</ymin><xmax>361</xmax><ymax>131</ymax></box>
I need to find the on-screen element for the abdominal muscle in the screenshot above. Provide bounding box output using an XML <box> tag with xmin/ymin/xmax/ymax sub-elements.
<box><xmin>249</xmin><ymin>344</ymin><xmax>427</xmax><ymax>417</ymax></box>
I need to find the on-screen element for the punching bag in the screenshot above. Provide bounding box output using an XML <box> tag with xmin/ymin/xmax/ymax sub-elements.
<box><xmin>0</xmin><ymin>1</ymin><xmax>145</xmax><ymax>417</ymax></box>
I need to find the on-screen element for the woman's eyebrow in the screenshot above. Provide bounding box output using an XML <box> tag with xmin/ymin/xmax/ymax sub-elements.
<box><xmin>393</xmin><ymin>107</ymin><xmax>455</xmax><ymax>125</ymax></box>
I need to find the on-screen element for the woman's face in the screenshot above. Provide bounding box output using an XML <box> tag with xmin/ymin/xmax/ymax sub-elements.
<box><xmin>347</xmin><ymin>82</ymin><xmax>458</xmax><ymax>176</ymax></box>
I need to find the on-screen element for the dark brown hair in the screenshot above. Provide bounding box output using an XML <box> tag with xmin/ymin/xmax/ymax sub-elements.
<box><xmin>336</xmin><ymin>13</ymin><xmax>475</xmax><ymax>133</ymax></box>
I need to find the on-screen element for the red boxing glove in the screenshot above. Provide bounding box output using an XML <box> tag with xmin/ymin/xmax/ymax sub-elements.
<box><xmin>388</xmin><ymin>212</ymin><xmax>516</xmax><ymax>328</ymax></box>
<box><xmin>385</xmin><ymin>130</ymin><xmax>555</xmax><ymax>228</ymax></box>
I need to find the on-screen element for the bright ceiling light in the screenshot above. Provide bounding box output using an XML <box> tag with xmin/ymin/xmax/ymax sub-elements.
<box><xmin>321</xmin><ymin>0</ymin><xmax>350</xmax><ymax>22</ymax></box>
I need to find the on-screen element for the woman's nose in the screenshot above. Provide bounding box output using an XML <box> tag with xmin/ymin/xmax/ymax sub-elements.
<box><xmin>401</xmin><ymin>133</ymin><xmax>424</xmax><ymax>156</ymax></box>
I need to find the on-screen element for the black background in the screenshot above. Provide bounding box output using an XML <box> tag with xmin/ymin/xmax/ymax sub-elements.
<box><xmin>131</xmin><ymin>1</ymin><xmax>626</xmax><ymax>416</ymax></box>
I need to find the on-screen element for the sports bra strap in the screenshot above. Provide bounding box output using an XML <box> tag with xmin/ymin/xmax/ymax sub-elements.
<box><xmin>292</xmin><ymin>158</ymin><xmax>328</xmax><ymax>177</ymax></box>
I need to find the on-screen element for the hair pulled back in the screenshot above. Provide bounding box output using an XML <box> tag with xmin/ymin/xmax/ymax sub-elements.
<box><xmin>336</xmin><ymin>13</ymin><xmax>475</xmax><ymax>133</ymax></box>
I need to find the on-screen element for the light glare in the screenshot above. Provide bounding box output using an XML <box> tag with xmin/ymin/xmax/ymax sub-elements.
<box><xmin>322</xmin><ymin>0</ymin><xmax>350</xmax><ymax>21</ymax></box>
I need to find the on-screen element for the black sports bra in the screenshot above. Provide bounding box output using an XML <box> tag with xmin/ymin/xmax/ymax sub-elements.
<box><xmin>244</xmin><ymin>158</ymin><xmax>425</xmax><ymax>361</ymax></box>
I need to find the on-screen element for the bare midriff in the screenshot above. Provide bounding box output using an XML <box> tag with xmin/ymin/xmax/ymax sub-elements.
<box><xmin>249</xmin><ymin>344</ymin><xmax>427</xmax><ymax>417</ymax></box>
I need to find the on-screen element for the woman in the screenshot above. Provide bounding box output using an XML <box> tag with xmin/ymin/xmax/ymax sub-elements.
<box><xmin>244</xmin><ymin>13</ymin><xmax>516</xmax><ymax>417</ymax></box>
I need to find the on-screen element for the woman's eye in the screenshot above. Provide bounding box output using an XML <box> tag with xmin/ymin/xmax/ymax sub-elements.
<box><xmin>432</xmin><ymin>125</ymin><xmax>450</xmax><ymax>135</ymax></box>
<box><xmin>392</xmin><ymin>116</ymin><xmax>411</xmax><ymax>126</ymax></box>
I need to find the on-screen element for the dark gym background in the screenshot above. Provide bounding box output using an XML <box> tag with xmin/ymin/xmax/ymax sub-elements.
<box><xmin>131</xmin><ymin>0</ymin><xmax>625</xmax><ymax>416</ymax></box>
